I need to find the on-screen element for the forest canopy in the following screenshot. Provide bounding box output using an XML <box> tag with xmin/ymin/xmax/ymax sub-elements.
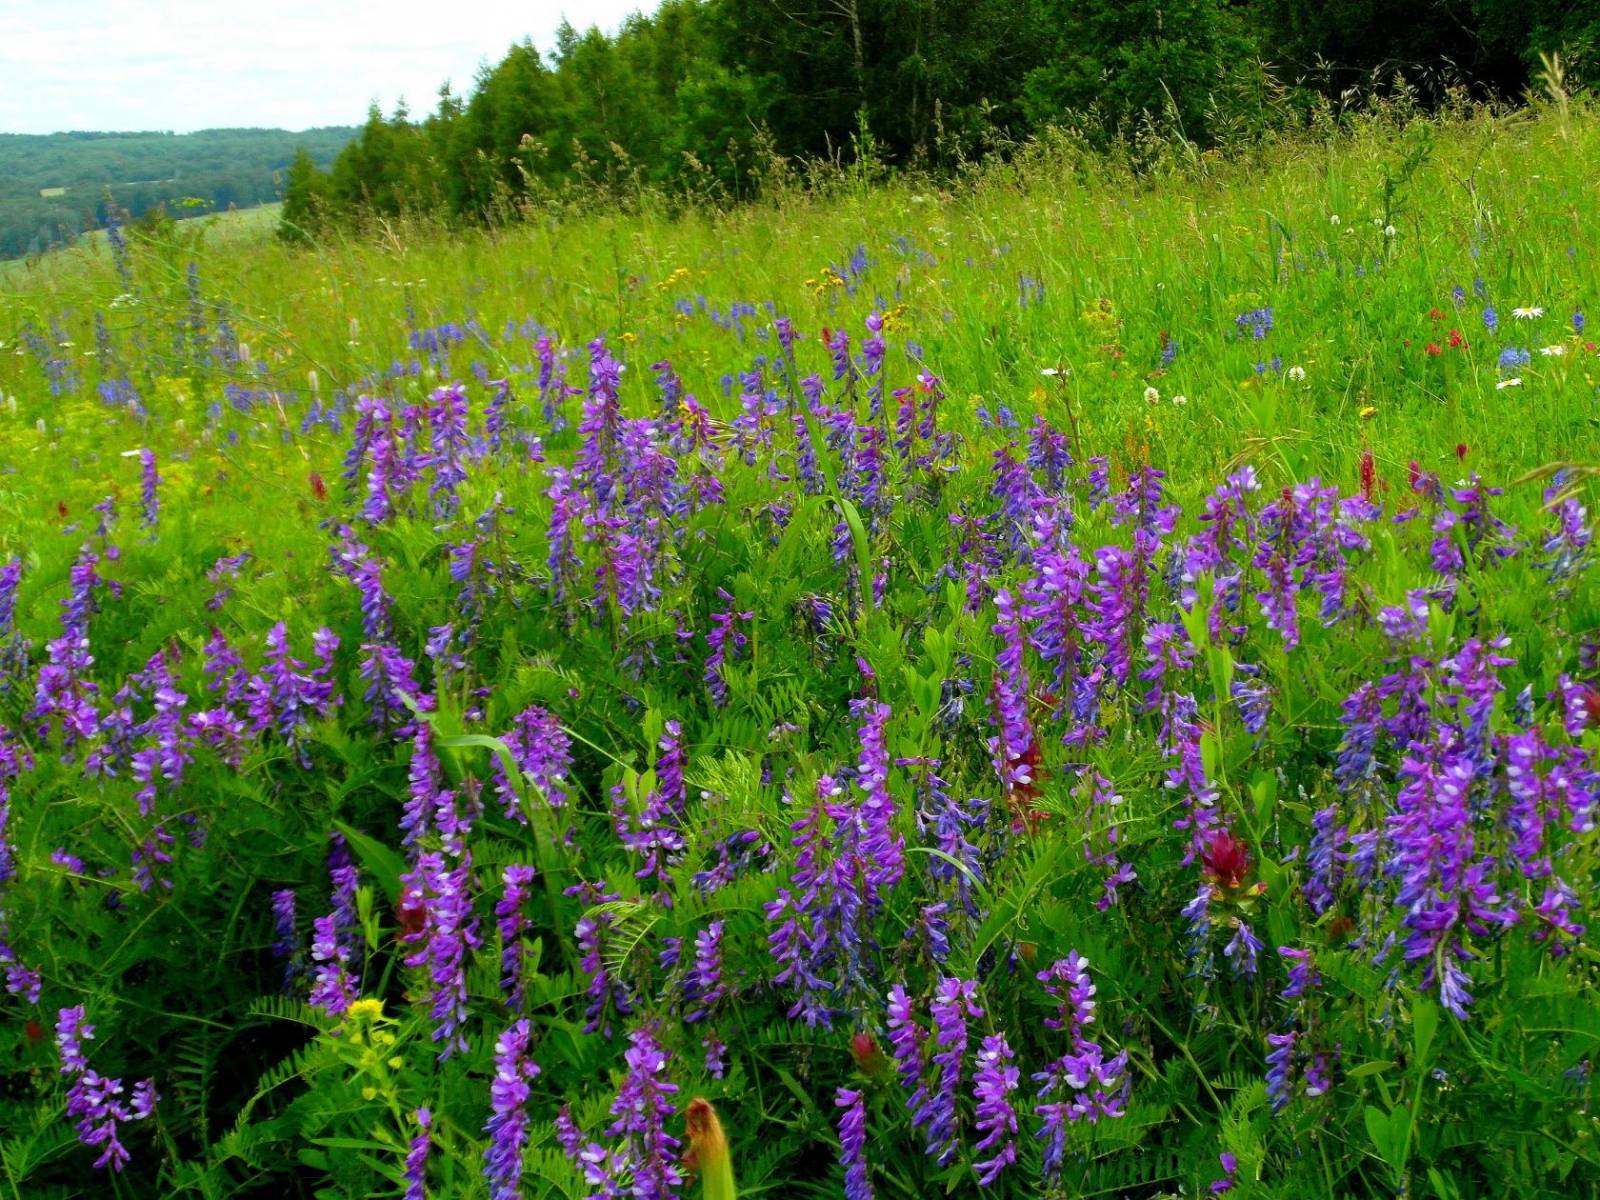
<box><xmin>0</xmin><ymin>127</ymin><xmax>354</xmax><ymax>259</ymax></box>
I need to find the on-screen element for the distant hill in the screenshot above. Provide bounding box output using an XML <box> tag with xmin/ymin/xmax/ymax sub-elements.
<box><xmin>0</xmin><ymin>127</ymin><xmax>356</xmax><ymax>260</ymax></box>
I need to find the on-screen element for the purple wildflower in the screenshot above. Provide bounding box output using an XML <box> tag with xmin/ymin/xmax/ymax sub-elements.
<box><xmin>496</xmin><ymin>864</ymin><xmax>539</xmax><ymax>1010</ymax></box>
<box><xmin>405</xmin><ymin>1108</ymin><xmax>432</xmax><ymax>1200</ymax></box>
<box><xmin>836</xmin><ymin>1087</ymin><xmax>874</xmax><ymax>1200</ymax></box>
<box><xmin>399</xmin><ymin>850</ymin><xmax>481</xmax><ymax>1057</ymax></box>
<box><xmin>971</xmin><ymin>1033</ymin><xmax>1020</xmax><ymax>1186</ymax></box>
<box><xmin>137</xmin><ymin>449</ymin><xmax>160</xmax><ymax>528</ymax></box>
<box><xmin>605</xmin><ymin>1025</ymin><xmax>683</xmax><ymax>1200</ymax></box>
<box><xmin>483</xmin><ymin>1018</ymin><xmax>541</xmax><ymax>1200</ymax></box>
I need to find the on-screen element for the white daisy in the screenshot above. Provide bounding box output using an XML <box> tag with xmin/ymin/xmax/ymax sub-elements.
<box><xmin>1512</xmin><ymin>306</ymin><xmax>1545</xmax><ymax>320</ymax></box>
<box><xmin>1539</xmin><ymin>344</ymin><xmax>1566</xmax><ymax>356</ymax></box>
<box><xmin>1496</xmin><ymin>377</ymin><xmax>1523</xmax><ymax>389</ymax></box>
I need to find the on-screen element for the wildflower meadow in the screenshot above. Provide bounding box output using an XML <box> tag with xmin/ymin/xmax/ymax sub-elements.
<box><xmin>0</xmin><ymin>100</ymin><xmax>1598</xmax><ymax>1199</ymax></box>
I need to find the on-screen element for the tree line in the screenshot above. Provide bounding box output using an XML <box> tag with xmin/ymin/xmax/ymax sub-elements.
<box><xmin>279</xmin><ymin>0</ymin><xmax>1597</xmax><ymax>234</ymax></box>
<box><xmin>0</xmin><ymin>128</ymin><xmax>355</xmax><ymax>260</ymax></box>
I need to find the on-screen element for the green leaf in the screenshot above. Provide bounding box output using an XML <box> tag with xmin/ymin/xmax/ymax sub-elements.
<box><xmin>1412</xmin><ymin>995</ymin><xmax>1439</xmax><ymax>1071</ymax></box>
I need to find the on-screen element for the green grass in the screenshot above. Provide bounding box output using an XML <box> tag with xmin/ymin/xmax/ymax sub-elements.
<box><xmin>0</xmin><ymin>100</ymin><xmax>1598</xmax><ymax>1199</ymax></box>
<box><xmin>6</xmin><ymin>106</ymin><xmax>1597</xmax><ymax>495</ymax></box>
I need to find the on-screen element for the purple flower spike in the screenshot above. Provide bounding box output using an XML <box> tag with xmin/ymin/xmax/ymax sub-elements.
<box><xmin>836</xmin><ymin>1086</ymin><xmax>874</xmax><ymax>1200</ymax></box>
<box><xmin>483</xmin><ymin>1018</ymin><xmax>541</xmax><ymax>1200</ymax></box>
<box><xmin>972</xmin><ymin>1033</ymin><xmax>1020</xmax><ymax>1186</ymax></box>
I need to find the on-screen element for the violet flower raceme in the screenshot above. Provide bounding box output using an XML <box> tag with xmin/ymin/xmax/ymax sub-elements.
<box><xmin>924</xmin><ymin>976</ymin><xmax>983</xmax><ymax>1165</ymax></box>
<box><xmin>136</xmin><ymin>448</ymin><xmax>159</xmax><ymax>529</ymax></box>
<box><xmin>405</xmin><ymin>1108</ymin><xmax>431</xmax><ymax>1200</ymax></box>
<box><xmin>1303</xmin><ymin>803</ymin><xmax>1345</xmax><ymax>915</ymax></box>
<box><xmin>483</xmin><ymin>1018</ymin><xmax>541</xmax><ymax>1200</ymax></box>
<box><xmin>1084</xmin><ymin>544</ymin><xmax>1143</xmax><ymax>688</ymax></box>
<box><xmin>570</xmin><ymin>879</ymin><xmax>633</xmax><ymax>1035</ymax></box>
<box><xmin>496</xmin><ymin>704</ymin><xmax>572</xmax><ymax>822</ymax></box>
<box><xmin>704</xmin><ymin>590</ymin><xmax>753</xmax><ymax>708</ymax></box>
<box><xmin>605</xmin><ymin>1025</ymin><xmax>683</xmax><ymax>1200</ymax></box>
<box><xmin>307</xmin><ymin>913</ymin><xmax>357</xmax><ymax>1015</ymax></box>
<box><xmin>270</xmin><ymin>888</ymin><xmax>298</xmax><ymax>985</ymax></box>
<box><xmin>1265</xmin><ymin>1030</ymin><xmax>1297</xmax><ymax>1112</ymax></box>
<box><xmin>1034</xmin><ymin>953</ymin><xmax>1128</xmax><ymax>1182</ymax></box>
<box><xmin>359</xmin><ymin>643</ymin><xmax>429</xmax><ymax>731</ymax></box>
<box><xmin>402</xmin><ymin>724</ymin><xmax>443</xmax><ymax>849</ymax></box>
<box><xmin>424</xmin><ymin>383</ymin><xmax>470</xmax><ymax>515</ymax></box>
<box><xmin>851</xmin><ymin>699</ymin><xmax>905</xmax><ymax>894</ymax></box>
<box><xmin>1389</xmin><ymin>733</ymin><xmax>1517</xmax><ymax>1017</ymax></box>
<box><xmin>837</xmin><ymin>1087</ymin><xmax>874</xmax><ymax>1200</ymax></box>
<box><xmin>55</xmin><ymin>1007</ymin><xmax>158</xmax><ymax>1172</ymax></box>
<box><xmin>1211</xmin><ymin>1151</ymin><xmax>1240</xmax><ymax>1193</ymax></box>
<box><xmin>971</xmin><ymin>1033</ymin><xmax>1020</xmax><ymax>1186</ymax></box>
<box><xmin>399</xmin><ymin>850</ymin><xmax>482</xmax><ymax>1058</ymax></box>
<box><xmin>0</xmin><ymin>725</ymin><xmax>34</xmax><ymax>885</ymax></box>
<box><xmin>989</xmin><ymin>589</ymin><xmax>1038</xmax><ymax>799</ymax></box>
<box><xmin>496</xmin><ymin>864</ymin><xmax>538</xmax><ymax>1010</ymax></box>
<box><xmin>575</xmin><ymin>337</ymin><xmax>623</xmax><ymax>502</ymax></box>
<box><xmin>683</xmin><ymin>920</ymin><xmax>727</xmax><ymax>1022</ymax></box>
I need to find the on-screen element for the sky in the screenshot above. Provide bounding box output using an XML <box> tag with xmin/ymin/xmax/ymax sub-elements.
<box><xmin>0</xmin><ymin>0</ymin><xmax>648</xmax><ymax>135</ymax></box>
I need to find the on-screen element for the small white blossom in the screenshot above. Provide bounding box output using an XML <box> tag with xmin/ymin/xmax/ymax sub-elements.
<box><xmin>1512</xmin><ymin>306</ymin><xmax>1545</xmax><ymax>320</ymax></box>
<box><xmin>1039</xmin><ymin>367</ymin><xmax>1060</xmax><ymax>377</ymax></box>
<box><xmin>1384</xmin><ymin>225</ymin><xmax>1396</xmax><ymax>238</ymax></box>
<box><xmin>1171</xmin><ymin>394</ymin><xmax>1188</xmax><ymax>406</ymax></box>
<box><xmin>1496</xmin><ymin>377</ymin><xmax>1523</xmax><ymax>389</ymax></box>
<box><xmin>1329</xmin><ymin>214</ymin><xmax>1341</xmax><ymax>226</ymax></box>
<box><xmin>1287</xmin><ymin>365</ymin><xmax>1307</xmax><ymax>382</ymax></box>
<box><xmin>1144</xmin><ymin>386</ymin><xmax>1160</xmax><ymax>404</ymax></box>
<box><xmin>1539</xmin><ymin>344</ymin><xmax>1566</xmax><ymax>357</ymax></box>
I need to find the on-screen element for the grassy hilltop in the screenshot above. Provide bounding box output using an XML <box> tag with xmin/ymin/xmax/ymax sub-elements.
<box><xmin>0</xmin><ymin>101</ymin><xmax>1597</xmax><ymax>1198</ymax></box>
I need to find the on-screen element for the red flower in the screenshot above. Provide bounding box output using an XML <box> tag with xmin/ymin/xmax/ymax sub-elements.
<box><xmin>1455</xmin><ymin>443</ymin><xmax>1468</xmax><ymax>462</ymax></box>
<box><xmin>1428</xmin><ymin>307</ymin><xmax>1446</xmax><ymax>321</ymax></box>
<box><xmin>1575</xmin><ymin>686</ymin><xmax>1600</xmax><ymax>729</ymax></box>
<box><xmin>395</xmin><ymin>892</ymin><xmax>426</xmax><ymax>939</ymax></box>
<box><xmin>1201</xmin><ymin>829</ymin><xmax>1251</xmax><ymax>889</ymax></box>
<box><xmin>1424</xmin><ymin>342</ymin><xmax>1442</xmax><ymax>357</ymax></box>
<box><xmin>850</xmin><ymin>1032</ymin><xmax>888</xmax><ymax>1077</ymax></box>
<box><xmin>309</xmin><ymin>471</ymin><xmax>328</xmax><ymax>501</ymax></box>
<box><xmin>1448</xmin><ymin>328</ymin><xmax>1467</xmax><ymax>349</ymax></box>
<box><xmin>1360</xmin><ymin>448</ymin><xmax>1376</xmax><ymax>502</ymax></box>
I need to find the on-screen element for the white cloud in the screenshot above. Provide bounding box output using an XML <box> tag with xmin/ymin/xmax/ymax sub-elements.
<box><xmin>0</xmin><ymin>0</ymin><xmax>647</xmax><ymax>133</ymax></box>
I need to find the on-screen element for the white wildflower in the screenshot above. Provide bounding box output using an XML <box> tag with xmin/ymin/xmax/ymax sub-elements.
<box><xmin>1287</xmin><ymin>365</ymin><xmax>1307</xmax><ymax>382</ymax></box>
<box><xmin>1330</xmin><ymin>214</ymin><xmax>1341</xmax><ymax>226</ymax></box>
<box><xmin>1144</xmin><ymin>386</ymin><xmax>1160</xmax><ymax>405</ymax></box>
<box><xmin>1384</xmin><ymin>225</ymin><xmax>1396</xmax><ymax>238</ymax></box>
<box><xmin>1496</xmin><ymin>377</ymin><xmax>1523</xmax><ymax>389</ymax></box>
<box><xmin>1539</xmin><ymin>344</ymin><xmax>1566</xmax><ymax>357</ymax></box>
<box><xmin>1171</xmin><ymin>394</ymin><xmax>1188</xmax><ymax>406</ymax></box>
<box><xmin>1512</xmin><ymin>306</ymin><xmax>1545</xmax><ymax>320</ymax></box>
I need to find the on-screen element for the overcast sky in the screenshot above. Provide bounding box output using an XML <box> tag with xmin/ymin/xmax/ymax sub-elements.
<box><xmin>0</xmin><ymin>0</ymin><xmax>648</xmax><ymax>135</ymax></box>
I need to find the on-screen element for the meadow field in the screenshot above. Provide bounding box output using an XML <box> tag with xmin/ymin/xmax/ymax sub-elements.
<box><xmin>0</xmin><ymin>99</ymin><xmax>1597</xmax><ymax>1198</ymax></box>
